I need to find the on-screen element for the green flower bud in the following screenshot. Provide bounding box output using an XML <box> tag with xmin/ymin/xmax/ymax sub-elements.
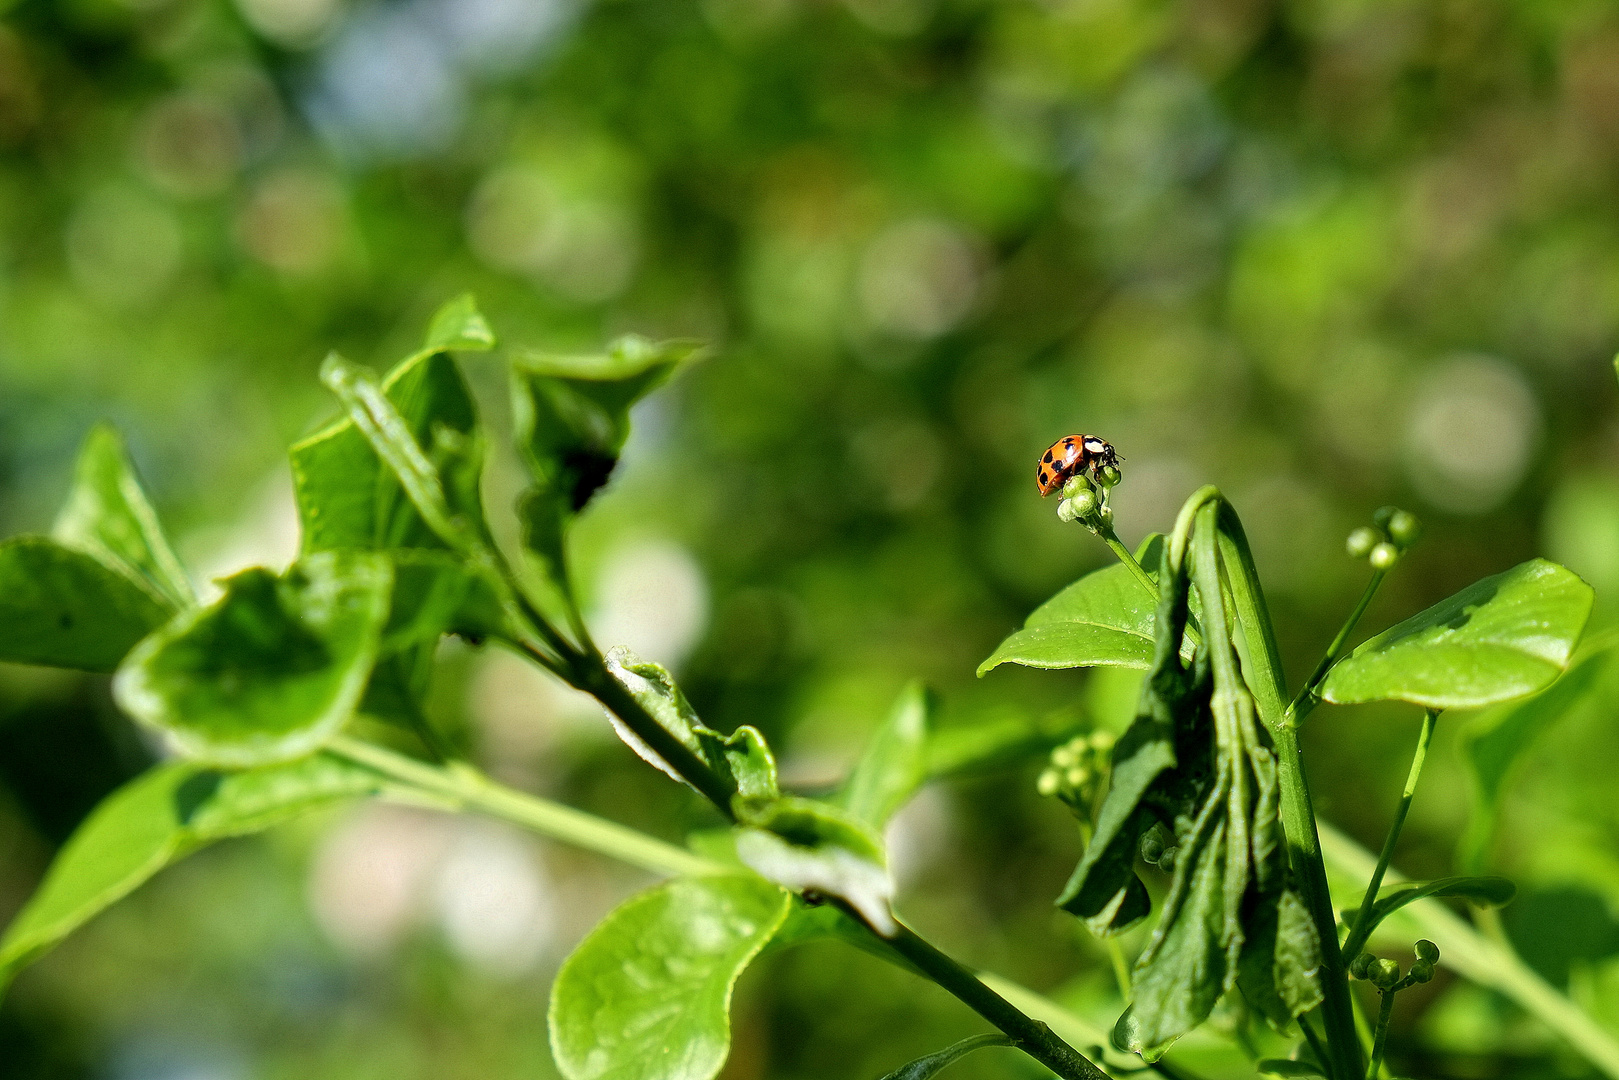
<box><xmin>1036</xmin><ymin>769</ymin><xmax>1060</xmax><ymax>797</ymax></box>
<box><xmin>1090</xmin><ymin>730</ymin><xmax>1115</xmax><ymax>750</ymax></box>
<box><xmin>1070</xmin><ymin>489</ymin><xmax>1099</xmax><ymax>517</ymax></box>
<box><xmin>1140</xmin><ymin>832</ymin><xmax>1165</xmax><ymax>863</ymax></box>
<box><xmin>1387</xmin><ymin>509</ymin><xmax>1422</xmax><ymax>548</ymax></box>
<box><xmin>1371</xmin><ymin>958</ymin><xmax>1402</xmax><ymax>990</ymax></box>
<box><xmin>1370</xmin><ymin>542</ymin><xmax>1400</xmax><ymax>570</ymax></box>
<box><xmin>1052</xmin><ymin>744</ymin><xmax>1077</xmax><ymax>768</ymax></box>
<box><xmin>1057</xmin><ymin>498</ymin><xmax>1080</xmax><ymax>523</ymax></box>
<box><xmin>1415</xmin><ymin>939</ymin><xmax>1439</xmax><ymax>964</ymax></box>
<box><xmin>1062</xmin><ymin>473</ymin><xmax>1094</xmax><ymax>500</ymax></box>
<box><xmin>1064</xmin><ymin>766</ymin><xmax>1090</xmax><ymax>788</ymax></box>
<box><xmin>1408</xmin><ymin>959</ymin><xmax>1434</xmax><ymax>984</ymax></box>
<box><xmin>1346</xmin><ymin>526</ymin><xmax>1379</xmax><ymax>559</ymax></box>
<box><xmin>1349</xmin><ymin>952</ymin><xmax>1374</xmax><ymax>980</ymax></box>
<box><xmin>1096</xmin><ymin>464</ymin><xmax>1122</xmax><ymax>488</ymax></box>
<box><xmin>1373</xmin><ymin>505</ymin><xmax>1398</xmax><ymax>531</ymax></box>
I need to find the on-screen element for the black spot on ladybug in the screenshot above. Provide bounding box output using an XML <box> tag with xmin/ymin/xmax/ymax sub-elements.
<box><xmin>1043</xmin><ymin>451</ymin><xmax>1053</xmax><ymax>463</ymax></box>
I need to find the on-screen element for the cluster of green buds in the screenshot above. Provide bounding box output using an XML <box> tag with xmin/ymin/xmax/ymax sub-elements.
<box><xmin>1036</xmin><ymin>730</ymin><xmax>1115</xmax><ymax>822</ymax></box>
<box><xmin>1346</xmin><ymin>505</ymin><xmax>1422</xmax><ymax>571</ymax></box>
<box><xmin>1349</xmin><ymin>938</ymin><xmax>1439</xmax><ymax>992</ymax></box>
<box><xmin>1056</xmin><ymin>465</ymin><xmax>1122</xmax><ymax>534</ymax></box>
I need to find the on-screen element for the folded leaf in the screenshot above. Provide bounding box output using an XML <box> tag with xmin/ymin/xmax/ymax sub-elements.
<box><xmin>53</xmin><ymin>423</ymin><xmax>194</xmax><ymax>610</ymax></box>
<box><xmin>292</xmin><ymin>301</ymin><xmax>488</xmax><ymax>554</ymax></box>
<box><xmin>979</xmin><ymin>535</ymin><xmax>1195</xmax><ymax>675</ymax></box>
<box><xmin>0</xmin><ymin>537</ymin><xmax>173</xmax><ymax>672</ymax></box>
<box><xmin>114</xmin><ymin>552</ymin><xmax>391</xmax><ymax>766</ymax></box>
<box><xmin>1257</xmin><ymin>1059</ymin><xmax>1326</xmax><ymax>1077</ymax></box>
<box><xmin>0</xmin><ymin>754</ymin><xmax>391</xmax><ymax>999</ymax></box>
<box><xmin>549</xmin><ymin>875</ymin><xmax>789</xmax><ymax>1080</ymax></box>
<box><xmin>1320</xmin><ymin>559</ymin><xmax>1593</xmax><ymax>709</ymax></box>
<box><xmin>603</xmin><ymin>648</ymin><xmax>778</xmax><ymax>798</ymax></box>
<box><xmin>735</xmin><ymin>796</ymin><xmax>893</xmax><ymax>935</ymax></box>
<box><xmin>876</xmin><ymin>1034</ymin><xmax>1013</xmax><ymax>1080</ymax></box>
<box><xmin>1128</xmin><ymin>818</ymin><xmax>1231</xmax><ymax>1050</ymax></box>
<box><xmin>424</xmin><ymin>292</ymin><xmax>497</xmax><ymax>353</ymax></box>
<box><xmin>837</xmin><ymin>680</ymin><xmax>932</xmax><ymax>828</ymax></box>
<box><xmin>1238</xmin><ymin>889</ymin><xmax>1324</xmax><ymax>1029</ymax></box>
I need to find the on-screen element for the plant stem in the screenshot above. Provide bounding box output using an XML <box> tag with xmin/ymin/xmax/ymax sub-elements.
<box><xmin>870</xmin><ymin>908</ymin><xmax>1109</xmax><ymax>1080</ymax></box>
<box><xmin>1287</xmin><ymin>570</ymin><xmax>1386</xmax><ymax>728</ymax></box>
<box><xmin>1366</xmin><ymin>991</ymin><xmax>1396</xmax><ymax>1079</ymax></box>
<box><xmin>1342</xmin><ymin>709</ymin><xmax>1440</xmax><ymax>960</ymax></box>
<box><xmin>1300</xmin><ymin>1015</ymin><xmax>1333</xmax><ymax>1079</ymax></box>
<box><xmin>326</xmin><ymin>736</ymin><xmax>719</xmax><ymax>878</ymax></box>
<box><xmin>1100</xmin><ymin>525</ymin><xmax>1161</xmax><ymax>602</ymax></box>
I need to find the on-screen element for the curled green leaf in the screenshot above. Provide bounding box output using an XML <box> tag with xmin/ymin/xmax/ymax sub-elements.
<box><xmin>876</xmin><ymin>1034</ymin><xmax>1014</xmax><ymax>1080</ymax></box>
<box><xmin>837</xmin><ymin>680</ymin><xmax>932</xmax><ymax>828</ymax></box>
<box><xmin>114</xmin><ymin>552</ymin><xmax>392</xmax><ymax>767</ymax></box>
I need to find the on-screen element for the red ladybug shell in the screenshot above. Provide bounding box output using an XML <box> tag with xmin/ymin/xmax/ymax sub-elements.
<box><xmin>1036</xmin><ymin>435</ymin><xmax>1087</xmax><ymax>496</ymax></box>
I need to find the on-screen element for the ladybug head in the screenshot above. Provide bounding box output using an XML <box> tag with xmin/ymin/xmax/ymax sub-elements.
<box><xmin>1082</xmin><ymin>436</ymin><xmax>1120</xmax><ymax>470</ymax></box>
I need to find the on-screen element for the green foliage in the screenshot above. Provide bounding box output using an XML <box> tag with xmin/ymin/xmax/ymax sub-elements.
<box><xmin>510</xmin><ymin>337</ymin><xmax>699</xmax><ymax>596</ymax></box>
<box><xmin>734</xmin><ymin>795</ymin><xmax>894</xmax><ymax>935</ymax></box>
<box><xmin>0</xmin><ymin>537</ymin><xmax>173</xmax><ymax>672</ymax></box>
<box><xmin>978</xmin><ymin>536</ymin><xmax>1189</xmax><ymax>675</ymax></box>
<box><xmin>1320</xmin><ymin>560</ymin><xmax>1593</xmax><ymax>709</ymax></box>
<box><xmin>1456</xmin><ymin>634</ymin><xmax>1619</xmax><ymax>872</ymax></box>
<box><xmin>52</xmin><ymin>423</ymin><xmax>195</xmax><ymax>611</ymax></box>
<box><xmin>1256</xmin><ymin>1059</ymin><xmax>1326</xmax><ymax>1077</ymax></box>
<box><xmin>0</xmin><ymin>754</ymin><xmax>393</xmax><ymax>998</ymax></box>
<box><xmin>548</xmin><ymin>875</ymin><xmax>790</xmax><ymax>1080</ymax></box>
<box><xmin>876</xmin><ymin>1034</ymin><xmax>1013</xmax><ymax>1080</ymax></box>
<box><xmin>1343</xmin><ymin>876</ymin><xmax>1516</xmax><ymax>952</ymax></box>
<box><xmin>113</xmin><ymin>552</ymin><xmax>391</xmax><ymax>766</ymax></box>
<box><xmin>290</xmin><ymin>296</ymin><xmax>492</xmax><ymax>554</ymax></box>
<box><xmin>836</xmin><ymin>680</ymin><xmax>932</xmax><ymax>828</ymax></box>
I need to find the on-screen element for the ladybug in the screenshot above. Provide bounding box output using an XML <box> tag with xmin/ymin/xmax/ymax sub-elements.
<box><xmin>1036</xmin><ymin>434</ymin><xmax>1119</xmax><ymax>497</ymax></box>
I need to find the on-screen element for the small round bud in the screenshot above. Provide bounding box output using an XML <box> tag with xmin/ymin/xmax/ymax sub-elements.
<box><xmin>1371</xmin><ymin>958</ymin><xmax>1402</xmax><ymax>990</ymax></box>
<box><xmin>1065</xmin><ymin>766</ymin><xmax>1090</xmax><ymax>788</ymax></box>
<box><xmin>1408</xmin><ymin>959</ymin><xmax>1434</xmax><ymax>984</ymax></box>
<box><xmin>1062</xmin><ymin>474</ymin><xmax>1094</xmax><ymax>500</ymax></box>
<box><xmin>1157</xmin><ymin>846</ymin><xmax>1177</xmax><ymax>872</ymax></box>
<box><xmin>1090</xmin><ymin>730</ymin><xmax>1115</xmax><ymax>751</ymax></box>
<box><xmin>1097</xmin><ymin>464</ymin><xmax>1122</xmax><ymax>488</ymax></box>
<box><xmin>1387</xmin><ymin>510</ymin><xmax>1422</xmax><ymax>548</ymax></box>
<box><xmin>1052</xmin><ymin>744</ymin><xmax>1077</xmax><ymax>768</ymax></box>
<box><xmin>1071</xmin><ymin>489</ymin><xmax>1099</xmax><ymax>517</ymax></box>
<box><xmin>1370</xmin><ymin>542</ymin><xmax>1400</xmax><ymax>570</ymax></box>
<box><xmin>1036</xmin><ymin>770</ymin><xmax>1060</xmax><ymax>797</ymax></box>
<box><xmin>1373</xmin><ymin>505</ymin><xmax>1398</xmax><ymax>530</ymax></box>
<box><xmin>1414</xmin><ymin>939</ymin><xmax>1439</xmax><ymax>964</ymax></box>
<box><xmin>1057</xmin><ymin>498</ymin><xmax>1080</xmax><ymax>523</ymax></box>
<box><xmin>1140</xmin><ymin>833</ymin><xmax>1165</xmax><ymax>863</ymax></box>
<box><xmin>1349</xmin><ymin>952</ymin><xmax>1374</xmax><ymax>980</ymax></box>
<box><xmin>1346</xmin><ymin>527</ymin><xmax>1379</xmax><ymax>559</ymax></box>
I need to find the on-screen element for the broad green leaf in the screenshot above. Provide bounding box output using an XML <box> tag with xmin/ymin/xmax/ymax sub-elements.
<box><xmin>0</xmin><ymin>537</ymin><xmax>172</xmax><ymax>672</ymax></box>
<box><xmin>1257</xmin><ymin>1060</ymin><xmax>1326</xmax><ymax>1077</ymax></box>
<box><xmin>734</xmin><ymin>796</ymin><xmax>893</xmax><ymax>935</ymax></box>
<box><xmin>1110</xmin><ymin>1005</ymin><xmax>1180</xmax><ymax>1064</ymax></box>
<box><xmin>0</xmin><ymin>754</ymin><xmax>391</xmax><ymax>998</ymax></box>
<box><xmin>424</xmin><ymin>292</ymin><xmax>497</xmax><ymax>352</ymax></box>
<box><xmin>114</xmin><ymin>552</ymin><xmax>391</xmax><ymax>766</ymax></box>
<box><xmin>876</xmin><ymin>1034</ymin><xmax>1013</xmax><ymax>1080</ymax></box>
<box><xmin>604</xmin><ymin>648</ymin><xmax>777</xmax><ymax>798</ymax></box>
<box><xmin>979</xmin><ymin>535</ymin><xmax>1194</xmax><ymax>676</ymax></box>
<box><xmin>1457</xmin><ymin>633</ymin><xmax>1619</xmax><ymax>872</ymax></box>
<box><xmin>548</xmin><ymin>874</ymin><xmax>790</xmax><ymax>1080</ymax></box>
<box><xmin>380</xmin><ymin>550</ymin><xmax>506</xmax><ymax>651</ymax></box>
<box><xmin>53</xmin><ymin>423</ymin><xmax>194</xmax><ymax>610</ymax></box>
<box><xmin>291</xmin><ymin>343</ymin><xmax>484</xmax><ymax>554</ymax></box>
<box><xmin>1320</xmin><ymin>559</ymin><xmax>1593</xmax><ymax>709</ymax></box>
<box><xmin>837</xmin><ymin>680</ymin><xmax>931</xmax><ymax>828</ymax></box>
<box><xmin>1342</xmin><ymin>876</ymin><xmax>1516</xmax><ymax>944</ymax></box>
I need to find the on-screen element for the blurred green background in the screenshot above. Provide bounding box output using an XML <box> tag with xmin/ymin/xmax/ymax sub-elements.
<box><xmin>3</xmin><ymin>0</ymin><xmax>1619</xmax><ymax>1076</ymax></box>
